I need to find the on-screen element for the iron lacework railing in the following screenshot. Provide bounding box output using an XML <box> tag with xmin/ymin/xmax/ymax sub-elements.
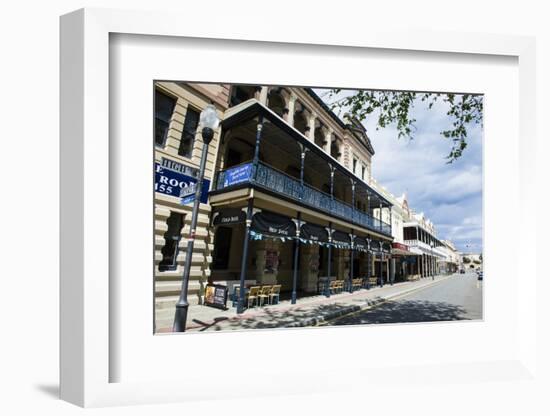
<box><xmin>214</xmin><ymin>161</ymin><xmax>392</xmax><ymax>236</ymax></box>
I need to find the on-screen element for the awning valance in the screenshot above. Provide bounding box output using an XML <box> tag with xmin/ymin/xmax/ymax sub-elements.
<box><xmin>369</xmin><ymin>240</ymin><xmax>381</xmax><ymax>252</ymax></box>
<box><xmin>213</xmin><ymin>208</ymin><xmax>246</xmax><ymax>226</ymax></box>
<box><xmin>332</xmin><ymin>230</ymin><xmax>351</xmax><ymax>246</ymax></box>
<box><xmin>300</xmin><ymin>222</ymin><xmax>329</xmax><ymax>243</ymax></box>
<box><xmin>251</xmin><ymin>211</ymin><xmax>296</xmax><ymax>238</ymax></box>
<box><xmin>354</xmin><ymin>236</ymin><xmax>368</xmax><ymax>251</ymax></box>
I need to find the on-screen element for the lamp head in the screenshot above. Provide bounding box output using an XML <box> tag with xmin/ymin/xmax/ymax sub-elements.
<box><xmin>199</xmin><ymin>104</ymin><xmax>220</xmax><ymax>145</ymax></box>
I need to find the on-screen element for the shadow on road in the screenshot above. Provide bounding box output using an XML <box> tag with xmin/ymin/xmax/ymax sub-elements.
<box><xmin>331</xmin><ymin>300</ymin><xmax>469</xmax><ymax>325</ymax></box>
<box><xmin>204</xmin><ymin>302</ymin><xmax>356</xmax><ymax>331</ymax></box>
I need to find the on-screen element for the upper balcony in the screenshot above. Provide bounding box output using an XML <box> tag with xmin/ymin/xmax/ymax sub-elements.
<box><xmin>210</xmin><ymin>98</ymin><xmax>393</xmax><ymax>238</ymax></box>
<box><xmin>403</xmin><ymin>224</ymin><xmax>446</xmax><ymax>257</ymax></box>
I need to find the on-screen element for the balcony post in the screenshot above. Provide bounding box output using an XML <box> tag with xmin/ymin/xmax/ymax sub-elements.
<box><xmin>291</xmin><ymin>212</ymin><xmax>301</xmax><ymax>304</ymax></box>
<box><xmin>379</xmin><ymin>203</ymin><xmax>383</xmax><ymax>232</ymax></box>
<box><xmin>329</xmin><ymin>165</ymin><xmax>335</xmax><ymax>214</ymax></box>
<box><xmin>252</xmin><ymin>116</ymin><xmax>264</xmax><ymax>180</ymax></box>
<box><xmin>349</xmin><ymin>231</ymin><xmax>354</xmax><ymax>293</ymax></box>
<box><xmin>351</xmin><ymin>181</ymin><xmax>356</xmax><ymax>222</ymax></box>
<box><xmin>329</xmin><ymin>165</ymin><xmax>335</xmax><ymax>198</ymax></box>
<box><xmin>326</xmin><ymin>222</ymin><xmax>332</xmax><ymax>297</ymax></box>
<box><xmin>366</xmin><ymin>240</ymin><xmax>371</xmax><ymax>289</ymax></box>
<box><xmin>299</xmin><ymin>146</ymin><xmax>307</xmax><ymax>199</ymax></box>
<box><xmin>237</xmin><ymin>198</ymin><xmax>254</xmax><ymax>313</ymax></box>
<box><xmin>389</xmin><ymin>208</ymin><xmax>393</xmax><ymax>236</ymax></box>
<box><xmin>366</xmin><ymin>194</ymin><xmax>371</xmax><ymax>225</ymax></box>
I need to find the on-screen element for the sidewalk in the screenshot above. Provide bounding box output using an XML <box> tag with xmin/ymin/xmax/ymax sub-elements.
<box><xmin>158</xmin><ymin>274</ymin><xmax>456</xmax><ymax>333</ymax></box>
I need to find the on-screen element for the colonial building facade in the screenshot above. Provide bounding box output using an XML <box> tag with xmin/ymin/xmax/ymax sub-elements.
<box><xmin>154</xmin><ymin>82</ymin><xmax>230</xmax><ymax>331</ymax></box>
<box><xmin>154</xmin><ymin>82</ymin><xmax>459</xmax><ymax>331</ymax></box>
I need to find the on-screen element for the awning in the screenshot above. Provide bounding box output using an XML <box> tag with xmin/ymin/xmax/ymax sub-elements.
<box><xmin>252</xmin><ymin>211</ymin><xmax>296</xmax><ymax>238</ymax></box>
<box><xmin>370</xmin><ymin>239</ymin><xmax>381</xmax><ymax>252</ymax></box>
<box><xmin>213</xmin><ymin>208</ymin><xmax>246</xmax><ymax>226</ymax></box>
<box><xmin>354</xmin><ymin>236</ymin><xmax>368</xmax><ymax>252</ymax></box>
<box><xmin>332</xmin><ymin>230</ymin><xmax>351</xmax><ymax>248</ymax></box>
<box><xmin>391</xmin><ymin>242</ymin><xmax>411</xmax><ymax>256</ymax></box>
<box><xmin>300</xmin><ymin>222</ymin><xmax>329</xmax><ymax>244</ymax></box>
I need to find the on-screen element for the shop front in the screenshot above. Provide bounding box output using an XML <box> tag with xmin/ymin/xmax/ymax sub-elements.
<box><xmin>209</xmin><ymin>204</ymin><xmax>391</xmax><ymax>311</ymax></box>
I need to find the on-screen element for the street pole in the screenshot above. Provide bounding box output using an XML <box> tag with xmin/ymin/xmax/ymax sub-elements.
<box><xmin>173</xmin><ymin>106</ymin><xmax>219</xmax><ymax>332</ymax></box>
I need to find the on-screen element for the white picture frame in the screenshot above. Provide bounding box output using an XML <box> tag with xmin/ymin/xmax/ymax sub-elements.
<box><xmin>60</xmin><ymin>7</ymin><xmax>537</xmax><ymax>408</ymax></box>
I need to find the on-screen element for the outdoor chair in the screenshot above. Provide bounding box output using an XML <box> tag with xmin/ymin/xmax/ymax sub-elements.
<box><xmin>257</xmin><ymin>285</ymin><xmax>272</xmax><ymax>307</ymax></box>
<box><xmin>336</xmin><ymin>280</ymin><xmax>344</xmax><ymax>293</ymax></box>
<box><xmin>329</xmin><ymin>280</ymin><xmax>337</xmax><ymax>294</ymax></box>
<box><xmin>247</xmin><ymin>286</ymin><xmax>260</xmax><ymax>308</ymax></box>
<box><xmin>269</xmin><ymin>285</ymin><xmax>281</xmax><ymax>305</ymax></box>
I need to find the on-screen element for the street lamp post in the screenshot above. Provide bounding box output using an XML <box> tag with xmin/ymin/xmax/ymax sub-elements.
<box><xmin>173</xmin><ymin>105</ymin><xmax>220</xmax><ymax>332</ymax></box>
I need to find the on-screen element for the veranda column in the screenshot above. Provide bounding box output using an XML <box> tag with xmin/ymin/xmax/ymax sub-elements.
<box><xmin>387</xmin><ymin>256</ymin><xmax>391</xmax><ymax>285</ymax></box>
<box><xmin>307</xmin><ymin>113</ymin><xmax>317</xmax><ymax>141</ymax></box>
<box><xmin>324</xmin><ymin>128</ymin><xmax>333</xmax><ymax>154</ymax></box>
<box><xmin>259</xmin><ymin>86</ymin><xmax>269</xmax><ymax>105</ymax></box>
<box><xmin>326</xmin><ymin>166</ymin><xmax>335</xmax><ymax>297</ymax></box>
<box><xmin>291</xmin><ymin>213</ymin><xmax>301</xmax><ymax>304</ymax></box>
<box><xmin>326</xmin><ymin>222</ymin><xmax>333</xmax><ymax>297</ymax></box>
<box><xmin>366</xmin><ymin>248</ymin><xmax>371</xmax><ymax>289</ymax></box>
<box><xmin>379</xmin><ymin>203</ymin><xmax>383</xmax><ymax>233</ymax></box>
<box><xmin>287</xmin><ymin>93</ymin><xmax>298</xmax><ymax>126</ymax></box>
<box><xmin>349</xmin><ymin>181</ymin><xmax>356</xmax><ymax>292</ymax></box>
<box><xmin>422</xmin><ymin>254</ymin><xmax>426</xmax><ymax>277</ymax></box>
<box><xmin>237</xmin><ymin>199</ymin><xmax>254</xmax><ymax>314</ymax></box>
<box><xmin>349</xmin><ymin>232</ymin><xmax>354</xmax><ymax>293</ymax></box>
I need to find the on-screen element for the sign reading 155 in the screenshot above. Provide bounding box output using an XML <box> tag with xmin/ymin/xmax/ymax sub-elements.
<box><xmin>154</xmin><ymin>163</ymin><xmax>210</xmax><ymax>203</ymax></box>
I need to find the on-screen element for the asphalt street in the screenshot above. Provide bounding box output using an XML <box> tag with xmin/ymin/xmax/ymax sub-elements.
<box><xmin>328</xmin><ymin>272</ymin><xmax>483</xmax><ymax>326</ymax></box>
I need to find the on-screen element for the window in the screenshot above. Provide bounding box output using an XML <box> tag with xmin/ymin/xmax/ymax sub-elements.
<box><xmin>178</xmin><ymin>107</ymin><xmax>200</xmax><ymax>158</ymax></box>
<box><xmin>155</xmin><ymin>90</ymin><xmax>176</xmax><ymax>147</ymax></box>
<box><xmin>213</xmin><ymin>227</ymin><xmax>233</xmax><ymax>269</ymax></box>
<box><xmin>353</xmin><ymin>158</ymin><xmax>358</xmax><ymax>174</ymax></box>
<box><xmin>159</xmin><ymin>212</ymin><xmax>185</xmax><ymax>271</ymax></box>
<box><xmin>361</xmin><ymin>166</ymin><xmax>366</xmax><ymax>180</ymax></box>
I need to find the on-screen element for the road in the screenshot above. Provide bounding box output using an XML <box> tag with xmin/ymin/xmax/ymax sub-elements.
<box><xmin>328</xmin><ymin>272</ymin><xmax>483</xmax><ymax>326</ymax></box>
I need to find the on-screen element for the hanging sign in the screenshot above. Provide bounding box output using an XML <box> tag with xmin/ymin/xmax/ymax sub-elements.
<box><xmin>155</xmin><ymin>163</ymin><xmax>210</xmax><ymax>203</ymax></box>
<box><xmin>300</xmin><ymin>223</ymin><xmax>329</xmax><ymax>243</ymax></box>
<box><xmin>252</xmin><ymin>212</ymin><xmax>296</xmax><ymax>237</ymax></box>
<box><xmin>222</xmin><ymin>163</ymin><xmax>253</xmax><ymax>188</ymax></box>
<box><xmin>213</xmin><ymin>208</ymin><xmax>246</xmax><ymax>226</ymax></box>
<box><xmin>204</xmin><ymin>284</ymin><xmax>228</xmax><ymax>310</ymax></box>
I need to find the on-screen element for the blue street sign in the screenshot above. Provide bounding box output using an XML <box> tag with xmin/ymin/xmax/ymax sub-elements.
<box><xmin>181</xmin><ymin>194</ymin><xmax>195</xmax><ymax>205</ymax></box>
<box><xmin>155</xmin><ymin>163</ymin><xmax>210</xmax><ymax>203</ymax></box>
<box><xmin>223</xmin><ymin>163</ymin><xmax>252</xmax><ymax>187</ymax></box>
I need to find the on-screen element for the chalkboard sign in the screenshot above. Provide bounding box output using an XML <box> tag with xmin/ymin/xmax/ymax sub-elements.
<box><xmin>204</xmin><ymin>284</ymin><xmax>228</xmax><ymax>310</ymax></box>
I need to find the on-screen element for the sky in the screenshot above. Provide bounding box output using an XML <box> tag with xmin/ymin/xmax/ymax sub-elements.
<box><xmin>316</xmin><ymin>89</ymin><xmax>483</xmax><ymax>254</ymax></box>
